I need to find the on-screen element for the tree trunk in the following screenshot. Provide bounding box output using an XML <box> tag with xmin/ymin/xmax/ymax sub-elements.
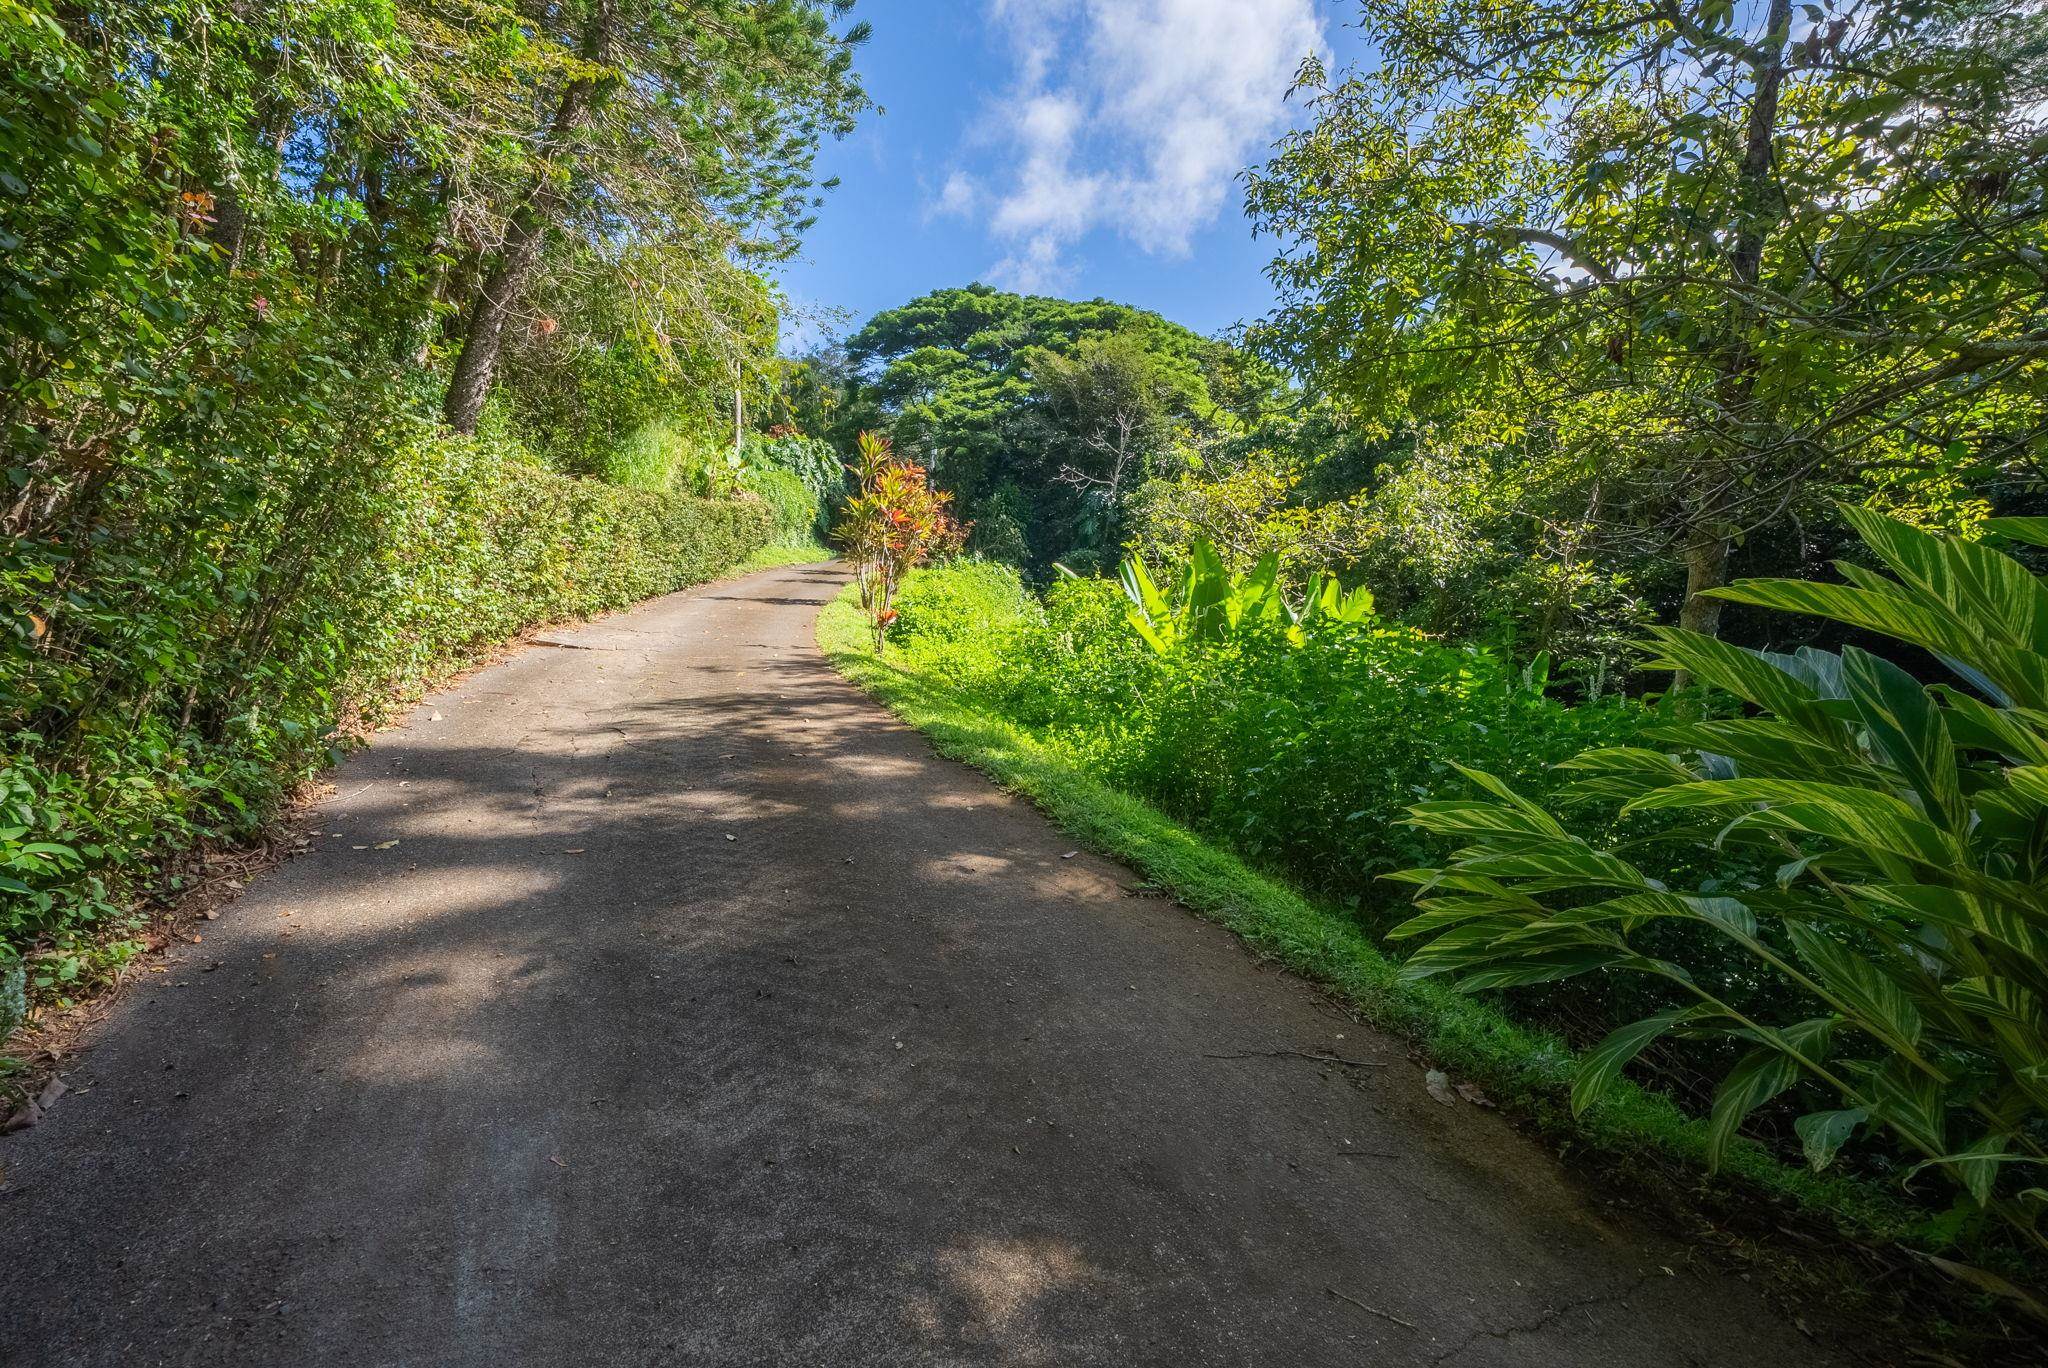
<box><xmin>441</xmin><ymin>4</ymin><xmax>612</xmax><ymax>433</ymax></box>
<box><xmin>1675</xmin><ymin>0</ymin><xmax>1791</xmax><ymax>641</ymax></box>
<box><xmin>1677</xmin><ymin>523</ymin><xmax>1729</xmax><ymax>640</ymax></box>
<box><xmin>442</xmin><ymin>209</ymin><xmax>551</xmax><ymax>433</ymax></box>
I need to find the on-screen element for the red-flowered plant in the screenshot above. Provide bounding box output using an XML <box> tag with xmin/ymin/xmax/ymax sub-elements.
<box><xmin>835</xmin><ymin>431</ymin><xmax>965</xmax><ymax>653</ymax></box>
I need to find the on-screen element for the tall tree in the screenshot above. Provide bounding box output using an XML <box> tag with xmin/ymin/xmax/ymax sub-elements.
<box><xmin>844</xmin><ymin>284</ymin><xmax>1280</xmax><ymax>568</ymax></box>
<box><xmin>441</xmin><ymin>0</ymin><xmax>867</xmax><ymax>432</ymax></box>
<box><xmin>1246</xmin><ymin>0</ymin><xmax>2048</xmax><ymax>635</ymax></box>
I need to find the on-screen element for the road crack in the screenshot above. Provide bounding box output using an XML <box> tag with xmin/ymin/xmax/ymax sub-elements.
<box><xmin>1428</xmin><ymin>1269</ymin><xmax>1672</xmax><ymax>1364</ymax></box>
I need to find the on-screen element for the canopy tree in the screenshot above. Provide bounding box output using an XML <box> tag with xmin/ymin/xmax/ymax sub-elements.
<box><xmin>438</xmin><ymin>0</ymin><xmax>868</xmax><ymax>432</ymax></box>
<box><xmin>1246</xmin><ymin>0</ymin><xmax>2048</xmax><ymax>637</ymax></box>
<box><xmin>843</xmin><ymin>284</ymin><xmax>1284</xmax><ymax>570</ymax></box>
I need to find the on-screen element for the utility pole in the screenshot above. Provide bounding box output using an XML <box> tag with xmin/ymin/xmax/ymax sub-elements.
<box><xmin>733</xmin><ymin>358</ymin><xmax>745</xmax><ymax>457</ymax></box>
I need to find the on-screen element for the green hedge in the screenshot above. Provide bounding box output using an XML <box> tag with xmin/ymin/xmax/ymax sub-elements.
<box><xmin>2</xmin><ymin>426</ymin><xmax>768</xmax><ymax>988</ymax></box>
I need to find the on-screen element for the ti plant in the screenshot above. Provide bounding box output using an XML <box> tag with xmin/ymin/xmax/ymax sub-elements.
<box><xmin>1391</xmin><ymin>507</ymin><xmax>2048</xmax><ymax>1249</ymax></box>
<box><xmin>1117</xmin><ymin>539</ymin><xmax>1375</xmax><ymax>655</ymax></box>
<box><xmin>834</xmin><ymin>431</ymin><xmax>965</xmax><ymax>653</ymax></box>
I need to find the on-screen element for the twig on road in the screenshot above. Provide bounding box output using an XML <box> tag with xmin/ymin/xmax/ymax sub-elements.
<box><xmin>1326</xmin><ymin>1286</ymin><xmax>1418</xmax><ymax>1330</ymax></box>
<box><xmin>1202</xmin><ymin>1049</ymin><xmax>1387</xmax><ymax>1068</ymax></box>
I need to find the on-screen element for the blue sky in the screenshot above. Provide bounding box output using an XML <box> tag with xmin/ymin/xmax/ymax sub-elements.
<box><xmin>776</xmin><ymin>0</ymin><xmax>1367</xmax><ymax>349</ymax></box>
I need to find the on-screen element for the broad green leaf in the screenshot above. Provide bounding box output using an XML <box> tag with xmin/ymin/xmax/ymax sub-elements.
<box><xmin>1644</xmin><ymin>719</ymin><xmax>1866</xmax><ymax>783</ymax></box>
<box><xmin>1643</xmin><ymin>627</ymin><xmax>1831</xmax><ymax>727</ymax></box>
<box><xmin>1980</xmin><ymin>517</ymin><xmax>2048</xmax><ymax>549</ymax></box>
<box><xmin>1784</xmin><ymin>921</ymin><xmax>1924</xmax><ymax>1052</ymax></box>
<box><xmin>1794</xmin><ymin>1108</ymin><xmax>1865</xmax><ymax>1171</ymax></box>
<box><xmin>1934</xmin><ymin>690</ymin><xmax>2048</xmax><ymax>765</ymax></box>
<box><xmin>1840</xmin><ymin>646</ymin><xmax>1964</xmax><ymax>830</ymax></box>
<box><xmin>1707</xmin><ymin>578</ymin><xmax>1982</xmax><ymax>677</ymax></box>
<box><xmin>1573</xmin><ymin>1009</ymin><xmax>1689</xmax><ymax>1116</ymax></box>
<box><xmin>1839</xmin><ymin>505</ymin><xmax>2048</xmax><ymax>659</ymax></box>
<box><xmin>1447</xmin><ymin>764</ymin><xmax>1570</xmax><ymax>832</ymax></box>
<box><xmin>1864</xmin><ymin>1056</ymin><xmax>1948</xmax><ymax>1153</ymax></box>
<box><xmin>1707</xmin><ymin>1044</ymin><xmax>1806</xmax><ymax>1171</ymax></box>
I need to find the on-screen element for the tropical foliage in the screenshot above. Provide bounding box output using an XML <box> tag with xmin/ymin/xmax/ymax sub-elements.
<box><xmin>1245</xmin><ymin>0</ymin><xmax>2048</xmax><ymax>637</ymax></box>
<box><xmin>833</xmin><ymin>285</ymin><xmax>1285</xmax><ymax>573</ymax></box>
<box><xmin>879</xmin><ymin>552</ymin><xmax>1643</xmax><ymax>913</ymax></box>
<box><xmin>1394</xmin><ymin>509</ymin><xmax>2048</xmax><ymax>1246</ymax></box>
<box><xmin>1117</xmin><ymin>538</ymin><xmax>1374</xmax><ymax>655</ymax></box>
<box><xmin>835</xmin><ymin>432</ymin><xmax>964</xmax><ymax>651</ymax></box>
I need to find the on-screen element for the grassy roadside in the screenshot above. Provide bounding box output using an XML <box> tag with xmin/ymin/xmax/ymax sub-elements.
<box><xmin>817</xmin><ymin>584</ymin><xmax>2044</xmax><ymax>1350</ymax></box>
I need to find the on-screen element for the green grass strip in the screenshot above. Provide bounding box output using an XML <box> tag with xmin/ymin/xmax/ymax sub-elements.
<box><xmin>818</xmin><ymin>586</ymin><xmax>1935</xmax><ymax>1250</ymax></box>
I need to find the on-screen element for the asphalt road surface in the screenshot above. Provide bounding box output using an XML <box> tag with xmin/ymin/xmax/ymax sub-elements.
<box><xmin>0</xmin><ymin>561</ymin><xmax>1837</xmax><ymax>1366</ymax></box>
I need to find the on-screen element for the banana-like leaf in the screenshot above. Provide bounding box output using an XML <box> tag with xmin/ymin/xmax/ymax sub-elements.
<box><xmin>1852</xmin><ymin>883</ymin><xmax>2048</xmax><ymax>958</ymax></box>
<box><xmin>1384</xmin><ymin>902</ymin><xmax>1513</xmax><ymax>940</ymax></box>
<box><xmin>1841</xmin><ymin>646</ymin><xmax>1965</xmax><ymax>831</ymax></box>
<box><xmin>1943</xmin><ymin>978</ymin><xmax>2043</xmax><ymax>1028</ymax></box>
<box><xmin>1783</xmin><ymin>921</ymin><xmax>1925</xmax><ymax>1053</ymax></box>
<box><xmin>2005</xmin><ymin>766</ymin><xmax>2048</xmax><ymax>809</ymax></box>
<box><xmin>1708</xmin><ymin>578</ymin><xmax>1986</xmax><ymax>679</ymax></box>
<box><xmin>1863</xmin><ymin>1055</ymin><xmax>1949</xmax><ymax>1155</ymax></box>
<box><xmin>1124</xmin><ymin>606</ymin><xmax>1170</xmax><ymax>656</ymax></box>
<box><xmin>1795</xmin><ymin>1108</ymin><xmax>1866</xmax><ymax>1171</ymax></box>
<box><xmin>1305</xmin><ymin>572</ymin><xmax>1374</xmax><ymax>624</ymax></box>
<box><xmin>1450</xmin><ymin>946</ymin><xmax>1645</xmax><ymax>991</ymax></box>
<box><xmin>1573</xmin><ymin>1009</ymin><xmax>1692</xmax><ymax>1116</ymax></box>
<box><xmin>1185</xmin><ymin>539</ymin><xmax>1233</xmax><ymax>643</ymax></box>
<box><xmin>1726</xmin><ymin>802</ymin><xmax>1958</xmax><ymax>874</ymax></box>
<box><xmin>1642</xmin><ymin>720</ymin><xmax>1868</xmax><ymax>784</ymax></box>
<box><xmin>1403</xmin><ymin>799</ymin><xmax>1573</xmax><ymax>842</ymax></box>
<box><xmin>1758</xmin><ymin>645</ymin><xmax>1849</xmax><ymax>699</ymax></box>
<box><xmin>1904</xmin><ymin>1142</ymin><xmax>2034</xmax><ymax>1210</ymax></box>
<box><xmin>1627</xmin><ymin>780</ymin><xmax>1960</xmax><ymax>867</ymax></box>
<box><xmin>1450</xmin><ymin>764</ymin><xmax>1570</xmax><ymax>830</ymax></box>
<box><xmin>1237</xmin><ymin>552</ymin><xmax>1289</xmax><ymax>630</ymax></box>
<box><xmin>1934</xmin><ymin>690</ymin><xmax>2048</xmax><ymax>766</ymax></box>
<box><xmin>1453</xmin><ymin>844</ymin><xmax>1660</xmax><ymax>890</ymax></box>
<box><xmin>1839</xmin><ymin>504</ymin><xmax>2048</xmax><ymax>658</ymax></box>
<box><xmin>1980</xmin><ymin>517</ymin><xmax>2048</xmax><ymax>549</ymax></box>
<box><xmin>1707</xmin><ymin>1043</ymin><xmax>1808</xmax><ymax>1171</ymax></box>
<box><xmin>1118</xmin><ymin>554</ymin><xmax>1173</xmax><ymax>655</ymax></box>
<box><xmin>1642</xmin><ymin>628</ymin><xmax>1839</xmax><ymax>733</ymax></box>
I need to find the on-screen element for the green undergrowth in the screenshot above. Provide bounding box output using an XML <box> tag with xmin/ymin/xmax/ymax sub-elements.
<box><xmin>735</xmin><ymin>540</ymin><xmax>835</xmax><ymax>573</ymax></box>
<box><xmin>816</xmin><ymin>585</ymin><xmax>1961</xmax><ymax>1260</ymax></box>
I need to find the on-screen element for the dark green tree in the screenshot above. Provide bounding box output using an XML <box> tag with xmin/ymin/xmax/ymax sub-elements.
<box><xmin>844</xmin><ymin>284</ymin><xmax>1283</xmax><ymax>568</ymax></box>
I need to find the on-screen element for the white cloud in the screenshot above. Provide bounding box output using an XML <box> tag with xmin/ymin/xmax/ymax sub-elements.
<box><xmin>977</xmin><ymin>0</ymin><xmax>1327</xmax><ymax>291</ymax></box>
<box><xmin>928</xmin><ymin>170</ymin><xmax>983</xmax><ymax>221</ymax></box>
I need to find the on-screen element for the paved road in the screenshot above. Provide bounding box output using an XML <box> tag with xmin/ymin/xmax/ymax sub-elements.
<box><xmin>0</xmin><ymin>562</ymin><xmax>1836</xmax><ymax>1367</ymax></box>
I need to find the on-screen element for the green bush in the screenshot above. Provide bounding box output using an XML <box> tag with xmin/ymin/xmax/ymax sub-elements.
<box><xmin>889</xmin><ymin>562</ymin><xmax>1040</xmax><ymax>649</ymax></box>
<box><xmin>885</xmin><ymin>558</ymin><xmax>1643</xmax><ymax>911</ymax></box>
<box><xmin>743</xmin><ymin>432</ymin><xmax>846</xmax><ymax>538</ymax></box>
<box><xmin>605</xmin><ymin>418</ymin><xmax>697</xmax><ymax>491</ymax></box>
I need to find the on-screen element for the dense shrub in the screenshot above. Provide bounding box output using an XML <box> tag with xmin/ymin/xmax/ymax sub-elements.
<box><xmin>889</xmin><ymin>562</ymin><xmax>1040</xmax><ymax>648</ymax></box>
<box><xmin>1</xmin><ymin>421</ymin><xmax>769</xmax><ymax>988</ymax></box>
<box><xmin>744</xmin><ymin>432</ymin><xmax>846</xmax><ymax>539</ymax></box>
<box><xmin>740</xmin><ymin>466</ymin><xmax>820</xmax><ymax>546</ymax></box>
<box><xmin>1397</xmin><ymin>510</ymin><xmax>2048</xmax><ymax>1244</ymax></box>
